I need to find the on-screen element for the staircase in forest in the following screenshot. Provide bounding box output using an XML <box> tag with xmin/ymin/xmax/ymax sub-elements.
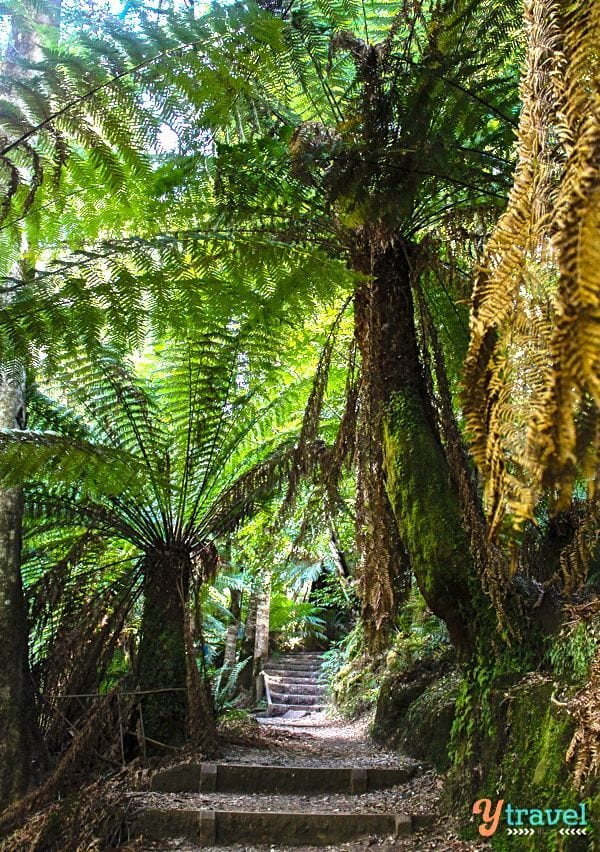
<box><xmin>139</xmin><ymin>760</ymin><xmax>435</xmax><ymax>847</ymax></box>
<box><xmin>261</xmin><ymin>651</ymin><xmax>326</xmax><ymax>717</ymax></box>
<box><xmin>133</xmin><ymin>651</ymin><xmax>437</xmax><ymax>847</ymax></box>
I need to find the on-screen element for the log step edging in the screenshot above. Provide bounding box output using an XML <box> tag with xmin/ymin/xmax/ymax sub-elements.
<box><xmin>268</xmin><ymin>702</ymin><xmax>325</xmax><ymax>715</ymax></box>
<box><xmin>151</xmin><ymin>763</ymin><xmax>416</xmax><ymax>795</ymax></box>
<box><xmin>264</xmin><ymin>672</ymin><xmax>323</xmax><ymax>682</ymax></box>
<box><xmin>269</xmin><ymin>692</ymin><xmax>323</xmax><ymax>705</ymax></box>
<box><xmin>137</xmin><ymin>807</ymin><xmax>437</xmax><ymax>846</ymax></box>
<box><xmin>266</xmin><ymin>680</ymin><xmax>326</xmax><ymax>695</ymax></box>
<box><xmin>265</xmin><ymin>671</ymin><xmax>323</xmax><ymax>681</ymax></box>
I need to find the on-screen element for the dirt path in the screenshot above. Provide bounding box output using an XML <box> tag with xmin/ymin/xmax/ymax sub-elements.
<box><xmin>133</xmin><ymin>711</ymin><xmax>486</xmax><ymax>851</ymax></box>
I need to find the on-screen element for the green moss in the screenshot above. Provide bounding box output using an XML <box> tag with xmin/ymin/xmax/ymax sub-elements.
<box><xmin>331</xmin><ymin>654</ymin><xmax>383</xmax><ymax>718</ymax></box>
<box><xmin>450</xmin><ymin>674</ymin><xmax>596</xmax><ymax>851</ymax></box>
<box><xmin>382</xmin><ymin>390</ymin><xmax>491</xmax><ymax>653</ymax></box>
<box><xmin>400</xmin><ymin>671</ymin><xmax>460</xmax><ymax>770</ymax></box>
<box><xmin>548</xmin><ymin>618</ymin><xmax>600</xmax><ymax>685</ymax></box>
<box><xmin>138</xmin><ymin>614</ymin><xmax>187</xmax><ymax>747</ymax></box>
<box><xmin>383</xmin><ymin>392</ymin><xmax>468</xmax><ymax>570</ymax></box>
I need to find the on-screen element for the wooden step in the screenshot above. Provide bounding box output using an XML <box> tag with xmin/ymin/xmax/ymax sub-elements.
<box><xmin>137</xmin><ymin>808</ymin><xmax>435</xmax><ymax>846</ymax></box>
<box><xmin>151</xmin><ymin>763</ymin><xmax>416</xmax><ymax>795</ymax></box>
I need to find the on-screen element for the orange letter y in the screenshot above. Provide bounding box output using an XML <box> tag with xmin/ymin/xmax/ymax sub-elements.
<box><xmin>472</xmin><ymin>798</ymin><xmax>505</xmax><ymax>837</ymax></box>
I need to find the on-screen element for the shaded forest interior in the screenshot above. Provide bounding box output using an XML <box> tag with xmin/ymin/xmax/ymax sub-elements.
<box><xmin>0</xmin><ymin>0</ymin><xmax>599</xmax><ymax>849</ymax></box>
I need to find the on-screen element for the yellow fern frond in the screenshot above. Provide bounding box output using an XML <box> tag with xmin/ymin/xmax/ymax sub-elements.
<box><xmin>465</xmin><ymin>0</ymin><xmax>600</xmax><ymax>552</ymax></box>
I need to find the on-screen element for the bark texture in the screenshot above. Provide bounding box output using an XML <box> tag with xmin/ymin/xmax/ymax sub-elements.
<box><xmin>353</xmin><ymin>245</ymin><xmax>411</xmax><ymax>647</ymax></box>
<box><xmin>239</xmin><ymin>590</ymin><xmax>258</xmax><ymax>690</ymax></box>
<box><xmin>0</xmin><ymin>367</ymin><xmax>45</xmax><ymax>807</ymax></box>
<box><xmin>353</xmin><ymin>239</ymin><xmax>480</xmax><ymax>655</ymax></box>
<box><xmin>137</xmin><ymin>553</ymin><xmax>189</xmax><ymax>748</ymax></box>
<box><xmin>253</xmin><ymin>571</ymin><xmax>271</xmax><ymax>673</ymax></box>
<box><xmin>223</xmin><ymin>588</ymin><xmax>242</xmax><ymax>667</ymax></box>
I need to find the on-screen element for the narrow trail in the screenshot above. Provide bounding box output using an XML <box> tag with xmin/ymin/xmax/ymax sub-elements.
<box><xmin>130</xmin><ymin>653</ymin><xmax>486</xmax><ymax>851</ymax></box>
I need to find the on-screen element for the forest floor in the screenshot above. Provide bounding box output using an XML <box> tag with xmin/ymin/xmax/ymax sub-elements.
<box><xmin>130</xmin><ymin>711</ymin><xmax>488</xmax><ymax>851</ymax></box>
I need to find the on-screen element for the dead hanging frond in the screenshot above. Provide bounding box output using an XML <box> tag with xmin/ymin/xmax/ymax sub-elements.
<box><xmin>558</xmin><ymin>495</ymin><xmax>600</xmax><ymax>596</ymax></box>
<box><xmin>179</xmin><ymin>580</ymin><xmax>219</xmax><ymax>757</ymax></box>
<box><xmin>282</xmin><ymin>298</ymin><xmax>352</xmax><ymax>514</ymax></box>
<box><xmin>318</xmin><ymin>339</ymin><xmax>359</xmax><ymax>530</ymax></box>
<box><xmin>37</xmin><ymin>567</ymin><xmax>140</xmax><ymax>754</ymax></box>
<box><xmin>464</xmin><ymin>0</ymin><xmax>561</xmax><ymax>537</ymax></box>
<box><xmin>464</xmin><ymin>0</ymin><xmax>600</xmax><ymax>546</ymax></box>
<box><xmin>289</xmin><ymin>121</ymin><xmax>341</xmax><ymax>186</ymax></box>
<box><xmin>324</xmin><ymin>339</ymin><xmax>359</xmax><ymax>489</ymax></box>
<box><xmin>355</xmin><ymin>448</ymin><xmax>411</xmax><ymax>647</ymax></box>
<box><xmin>532</xmin><ymin>2</ymin><xmax>600</xmax><ymax>506</ymax></box>
<box><xmin>413</xmin><ymin>267</ymin><xmax>513</xmax><ymax>626</ymax></box>
<box><xmin>562</xmin><ymin>650</ymin><xmax>600</xmax><ymax>790</ymax></box>
<box><xmin>0</xmin><ymin>688</ymin><xmax>136</xmax><ymax>841</ymax></box>
<box><xmin>0</xmin><ymin>767</ymin><xmax>134</xmax><ymax>852</ymax></box>
<box><xmin>193</xmin><ymin>540</ymin><xmax>220</xmax><ymax>584</ymax></box>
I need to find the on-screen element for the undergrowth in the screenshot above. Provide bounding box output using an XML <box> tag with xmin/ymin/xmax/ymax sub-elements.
<box><xmin>323</xmin><ymin>589</ymin><xmax>450</xmax><ymax>718</ymax></box>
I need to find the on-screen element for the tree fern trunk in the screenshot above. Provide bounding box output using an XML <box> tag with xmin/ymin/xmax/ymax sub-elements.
<box><xmin>353</xmin><ymin>239</ymin><xmax>483</xmax><ymax>655</ymax></box>
<box><xmin>0</xmin><ymin>367</ymin><xmax>45</xmax><ymax>807</ymax></box>
<box><xmin>137</xmin><ymin>553</ymin><xmax>190</xmax><ymax>748</ymax></box>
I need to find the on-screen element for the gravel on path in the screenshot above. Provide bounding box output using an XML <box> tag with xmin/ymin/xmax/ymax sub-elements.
<box><xmin>132</xmin><ymin>711</ymin><xmax>486</xmax><ymax>851</ymax></box>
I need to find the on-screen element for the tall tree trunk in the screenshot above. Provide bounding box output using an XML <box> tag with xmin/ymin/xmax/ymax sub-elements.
<box><xmin>137</xmin><ymin>552</ymin><xmax>190</xmax><ymax>748</ymax></box>
<box><xmin>0</xmin><ymin>2</ymin><xmax>60</xmax><ymax>807</ymax></box>
<box><xmin>223</xmin><ymin>588</ymin><xmax>242</xmax><ymax>667</ymax></box>
<box><xmin>252</xmin><ymin>571</ymin><xmax>271</xmax><ymax>701</ymax></box>
<box><xmin>352</xmin><ymin>237</ymin><xmax>487</xmax><ymax>656</ymax></box>
<box><xmin>253</xmin><ymin>571</ymin><xmax>271</xmax><ymax>672</ymax></box>
<box><xmin>238</xmin><ymin>589</ymin><xmax>258</xmax><ymax>690</ymax></box>
<box><xmin>0</xmin><ymin>367</ymin><xmax>46</xmax><ymax>807</ymax></box>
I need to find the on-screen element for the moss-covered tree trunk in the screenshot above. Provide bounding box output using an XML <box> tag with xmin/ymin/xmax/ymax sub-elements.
<box><xmin>0</xmin><ymin>367</ymin><xmax>46</xmax><ymax>807</ymax></box>
<box><xmin>137</xmin><ymin>552</ymin><xmax>190</xmax><ymax>748</ymax></box>
<box><xmin>352</xmin><ymin>238</ymin><xmax>484</xmax><ymax>655</ymax></box>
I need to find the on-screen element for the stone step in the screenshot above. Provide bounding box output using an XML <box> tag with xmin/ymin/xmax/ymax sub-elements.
<box><xmin>265</xmin><ymin>666</ymin><xmax>322</xmax><ymax>677</ymax></box>
<box><xmin>264</xmin><ymin>672</ymin><xmax>323</xmax><ymax>685</ymax></box>
<box><xmin>137</xmin><ymin>807</ymin><xmax>435</xmax><ymax>846</ymax></box>
<box><xmin>265</xmin><ymin>676</ymin><xmax>322</xmax><ymax>686</ymax></box>
<box><xmin>265</xmin><ymin>680</ymin><xmax>326</xmax><ymax>695</ymax></box>
<box><xmin>273</xmin><ymin>654</ymin><xmax>325</xmax><ymax>661</ymax></box>
<box><xmin>275</xmin><ymin>651</ymin><xmax>326</xmax><ymax>658</ymax></box>
<box><xmin>268</xmin><ymin>702</ymin><xmax>325</xmax><ymax>715</ymax></box>
<box><xmin>269</xmin><ymin>691</ymin><xmax>323</xmax><ymax>705</ymax></box>
<box><xmin>151</xmin><ymin>763</ymin><xmax>416</xmax><ymax>795</ymax></box>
